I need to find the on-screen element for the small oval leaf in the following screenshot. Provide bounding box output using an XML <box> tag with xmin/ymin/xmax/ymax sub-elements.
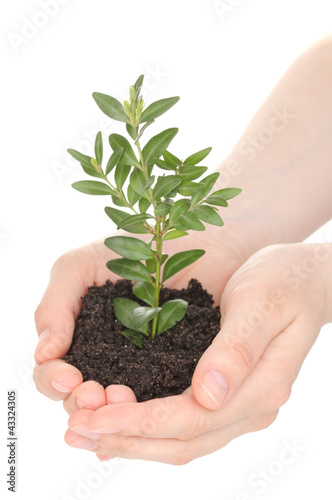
<box><xmin>93</xmin><ymin>92</ymin><xmax>129</xmax><ymax>123</ymax></box>
<box><xmin>183</xmin><ymin>147</ymin><xmax>212</xmax><ymax>166</ymax></box>
<box><xmin>113</xmin><ymin>298</ymin><xmax>148</xmax><ymax>333</ymax></box>
<box><xmin>121</xmin><ymin>329</ymin><xmax>145</xmax><ymax>348</ymax></box>
<box><xmin>104</xmin><ymin>236</ymin><xmax>155</xmax><ymax>260</ymax></box>
<box><xmin>157</xmin><ymin>299</ymin><xmax>188</xmax><ymax>334</ymax></box>
<box><xmin>133</xmin><ymin>307</ymin><xmax>161</xmax><ymax>328</ymax></box>
<box><xmin>95</xmin><ymin>131</ymin><xmax>103</xmax><ymax>166</ymax></box>
<box><xmin>163</xmin><ymin>230</ymin><xmax>188</xmax><ymax>241</ymax></box>
<box><xmin>193</xmin><ymin>205</ymin><xmax>224</xmax><ymax>226</ymax></box>
<box><xmin>153</xmin><ymin>175</ymin><xmax>182</xmax><ymax>199</ymax></box>
<box><xmin>162</xmin><ymin>249</ymin><xmax>205</xmax><ymax>282</ymax></box>
<box><xmin>132</xmin><ymin>281</ymin><xmax>155</xmax><ymax>306</ymax></box>
<box><xmin>107</xmin><ymin>259</ymin><xmax>152</xmax><ymax>283</ymax></box>
<box><xmin>105</xmin><ymin>147</ymin><xmax>124</xmax><ymax>176</ymax></box>
<box><xmin>72</xmin><ymin>181</ymin><xmax>115</xmax><ymax>196</ymax></box>
<box><xmin>141</xmin><ymin>97</ymin><xmax>180</xmax><ymax>123</ymax></box>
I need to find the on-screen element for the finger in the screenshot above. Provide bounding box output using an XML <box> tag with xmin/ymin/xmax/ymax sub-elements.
<box><xmin>66</xmin><ymin>412</ymin><xmax>278</xmax><ymax>464</ymax></box>
<box><xmin>33</xmin><ymin>359</ymin><xmax>83</xmax><ymax>401</ymax></box>
<box><xmin>77</xmin><ymin>389</ymin><xmax>243</xmax><ymax>440</ymax></box>
<box><xmin>63</xmin><ymin>381</ymin><xmax>107</xmax><ymax>415</ymax></box>
<box><xmin>191</xmin><ymin>271</ymin><xmax>295</xmax><ymax>410</ymax></box>
<box><xmin>105</xmin><ymin>385</ymin><xmax>137</xmax><ymax>404</ymax></box>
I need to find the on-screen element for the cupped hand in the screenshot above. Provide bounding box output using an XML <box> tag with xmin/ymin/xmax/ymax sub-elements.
<box><xmin>63</xmin><ymin>243</ymin><xmax>330</xmax><ymax>463</ymax></box>
<box><xmin>33</xmin><ymin>224</ymin><xmax>245</xmax><ymax>411</ymax></box>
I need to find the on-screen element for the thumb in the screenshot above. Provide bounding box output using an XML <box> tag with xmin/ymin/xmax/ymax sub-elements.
<box><xmin>34</xmin><ymin>253</ymin><xmax>87</xmax><ymax>364</ymax></box>
<box><xmin>191</xmin><ymin>289</ymin><xmax>281</xmax><ymax>410</ymax></box>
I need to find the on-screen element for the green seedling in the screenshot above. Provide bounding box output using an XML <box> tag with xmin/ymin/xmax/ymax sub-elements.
<box><xmin>68</xmin><ymin>75</ymin><xmax>241</xmax><ymax>347</ymax></box>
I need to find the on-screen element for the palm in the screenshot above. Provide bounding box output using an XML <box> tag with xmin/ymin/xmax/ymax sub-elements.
<box><xmin>34</xmin><ymin>225</ymin><xmax>245</xmax><ymax>411</ymax></box>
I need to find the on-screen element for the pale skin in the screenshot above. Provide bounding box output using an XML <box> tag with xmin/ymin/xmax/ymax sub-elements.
<box><xmin>34</xmin><ymin>33</ymin><xmax>332</xmax><ymax>464</ymax></box>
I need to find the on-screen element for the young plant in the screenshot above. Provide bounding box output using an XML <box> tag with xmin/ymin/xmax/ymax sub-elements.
<box><xmin>68</xmin><ymin>75</ymin><xmax>241</xmax><ymax>347</ymax></box>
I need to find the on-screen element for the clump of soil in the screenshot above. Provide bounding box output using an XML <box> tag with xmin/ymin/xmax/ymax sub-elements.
<box><xmin>62</xmin><ymin>279</ymin><xmax>221</xmax><ymax>402</ymax></box>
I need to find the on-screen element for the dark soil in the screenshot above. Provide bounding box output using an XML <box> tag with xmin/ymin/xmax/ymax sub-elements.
<box><xmin>62</xmin><ymin>279</ymin><xmax>221</xmax><ymax>402</ymax></box>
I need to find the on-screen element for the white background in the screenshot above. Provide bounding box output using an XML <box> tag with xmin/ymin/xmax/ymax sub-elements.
<box><xmin>1</xmin><ymin>1</ymin><xmax>332</xmax><ymax>499</ymax></box>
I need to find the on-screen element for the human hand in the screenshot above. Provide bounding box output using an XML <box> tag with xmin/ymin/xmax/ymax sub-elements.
<box><xmin>64</xmin><ymin>243</ymin><xmax>332</xmax><ymax>463</ymax></box>
<box><xmin>33</xmin><ymin>222</ymin><xmax>246</xmax><ymax>412</ymax></box>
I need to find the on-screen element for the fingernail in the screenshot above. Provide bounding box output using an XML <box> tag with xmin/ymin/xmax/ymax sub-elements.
<box><xmin>70</xmin><ymin>425</ymin><xmax>101</xmax><ymax>440</ymax></box>
<box><xmin>35</xmin><ymin>328</ymin><xmax>50</xmax><ymax>349</ymax></box>
<box><xmin>201</xmin><ymin>369</ymin><xmax>229</xmax><ymax>406</ymax></box>
<box><xmin>70</xmin><ymin>436</ymin><xmax>98</xmax><ymax>450</ymax></box>
<box><xmin>50</xmin><ymin>380</ymin><xmax>72</xmax><ymax>393</ymax></box>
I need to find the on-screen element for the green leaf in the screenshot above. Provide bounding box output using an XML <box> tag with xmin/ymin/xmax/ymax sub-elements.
<box><xmin>162</xmin><ymin>150</ymin><xmax>181</xmax><ymax>168</ymax></box>
<box><xmin>109</xmin><ymin>134</ymin><xmax>139</xmax><ymax>167</ymax></box>
<box><xmin>114</xmin><ymin>163</ymin><xmax>131</xmax><ymax>190</ymax></box>
<box><xmin>135</xmin><ymin>120</ymin><xmax>154</xmax><ymax>142</ymax></box>
<box><xmin>139</xmin><ymin>197</ymin><xmax>151</xmax><ymax>213</ymax></box>
<box><xmin>67</xmin><ymin>149</ymin><xmax>103</xmax><ymax>179</ymax></box>
<box><xmin>157</xmin><ymin>299</ymin><xmax>188</xmax><ymax>334</ymax></box>
<box><xmin>133</xmin><ymin>281</ymin><xmax>155</xmax><ymax>306</ymax></box>
<box><xmin>72</xmin><ymin>180</ymin><xmax>115</xmax><ymax>195</ymax></box>
<box><xmin>191</xmin><ymin>172</ymin><xmax>220</xmax><ymax>206</ymax></box>
<box><xmin>193</xmin><ymin>205</ymin><xmax>224</xmax><ymax>226</ymax></box>
<box><xmin>144</xmin><ymin>175</ymin><xmax>155</xmax><ymax>190</ymax></box>
<box><xmin>162</xmin><ymin>249</ymin><xmax>205</xmax><ymax>282</ymax></box>
<box><xmin>141</xmin><ymin>97</ymin><xmax>180</xmax><ymax>123</ymax></box>
<box><xmin>107</xmin><ymin>259</ymin><xmax>152</xmax><ymax>283</ymax></box>
<box><xmin>177</xmin><ymin>180</ymin><xmax>199</xmax><ymax>196</ymax></box>
<box><xmin>209</xmin><ymin>187</ymin><xmax>242</xmax><ymax>200</ymax></box>
<box><xmin>130</xmin><ymin>169</ymin><xmax>149</xmax><ymax>197</ymax></box>
<box><xmin>154</xmin><ymin>158</ymin><xmax>176</xmax><ymax>171</ymax></box>
<box><xmin>104</xmin><ymin>207</ymin><xmax>150</xmax><ymax>234</ymax></box>
<box><xmin>168</xmin><ymin>198</ymin><xmax>191</xmax><ymax>225</ymax></box>
<box><xmin>163</xmin><ymin>230</ymin><xmax>188</xmax><ymax>241</ymax></box>
<box><xmin>134</xmin><ymin>74</ymin><xmax>144</xmax><ymax>90</ymax></box>
<box><xmin>178</xmin><ymin>166</ymin><xmax>208</xmax><ymax>181</ymax></box>
<box><xmin>183</xmin><ymin>147</ymin><xmax>212</xmax><ymax>166</ymax></box>
<box><xmin>153</xmin><ymin>175</ymin><xmax>182</xmax><ymax>199</ymax></box>
<box><xmin>104</xmin><ymin>236</ymin><xmax>154</xmax><ymax>260</ymax></box>
<box><xmin>117</xmin><ymin>213</ymin><xmax>154</xmax><ymax>230</ymax></box>
<box><xmin>174</xmin><ymin>211</ymin><xmax>206</xmax><ymax>231</ymax></box>
<box><xmin>95</xmin><ymin>131</ymin><xmax>103</xmax><ymax>166</ymax></box>
<box><xmin>133</xmin><ymin>307</ymin><xmax>161</xmax><ymax>328</ymax></box>
<box><xmin>92</xmin><ymin>92</ymin><xmax>129</xmax><ymax>123</ymax></box>
<box><xmin>204</xmin><ymin>194</ymin><xmax>228</xmax><ymax>207</ymax></box>
<box><xmin>113</xmin><ymin>298</ymin><xmax>148</xmax><ymax>333</ymax></box>
<box><xmin>111</xmin><ymin>195</ymin><xmax>127</xmax><ymax>207</ymax></box>
<box><xmin>121</xmin><ymin>329</ymin><xmax>145</xmax><ymax>348</ymax></box>
<box><xmin>105</xmin><ymin>147</ymin><xmax>124</xmax><ymax>176</ymax></box>
<box><xmin>146</xmin><ymin>258</ymin><xmax>156</xmax><ymax>274</ymax></box>
<box><xmin>127</xmin><ymin>184</ymin><xmax>141</xmax><ymax>206</ymax></box>
<box><xmin>142</xmin><ymin>128</ymin><xmax>178</xmax><ymax>169</ymax></box>
<box><xmin>155</xmin><ymin>201</ymin><xmax>172</xmax><ymax>216</ymax></box>
<box><xmin>126</xmin><ymin>123</ymin><xmax>136</xmax><ymax>140</ymax></box>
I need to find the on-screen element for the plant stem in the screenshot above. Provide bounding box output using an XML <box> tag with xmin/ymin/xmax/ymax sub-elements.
<box><xmin>151</xmin><ymin>218</ymin><xmax>163</xmax><ymax>338</ymax></box>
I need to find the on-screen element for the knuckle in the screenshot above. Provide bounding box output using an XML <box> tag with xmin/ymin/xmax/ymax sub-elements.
<box><xmin>247</xmin><ymin>410</ymin><xmax>279</xmax><ymax>432</ymax></box>
<box><xmin>169</xmin><ymin>446</ymin><xmax>195</xmax><ymax>466</ymax></box>
<box><xmin>226</xmin><ymin>337</ymin><xmax>255</xmax><ymax>371</ymax></box>
<box><xmin>266</xmin><ymin>385</ymin><xmax>292</xmax><ymax>411</ymax></box>
<box><xmin>179</xmin><ymin>414</ymin><xmax>209</xmax><ymax>441</ymax></box>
